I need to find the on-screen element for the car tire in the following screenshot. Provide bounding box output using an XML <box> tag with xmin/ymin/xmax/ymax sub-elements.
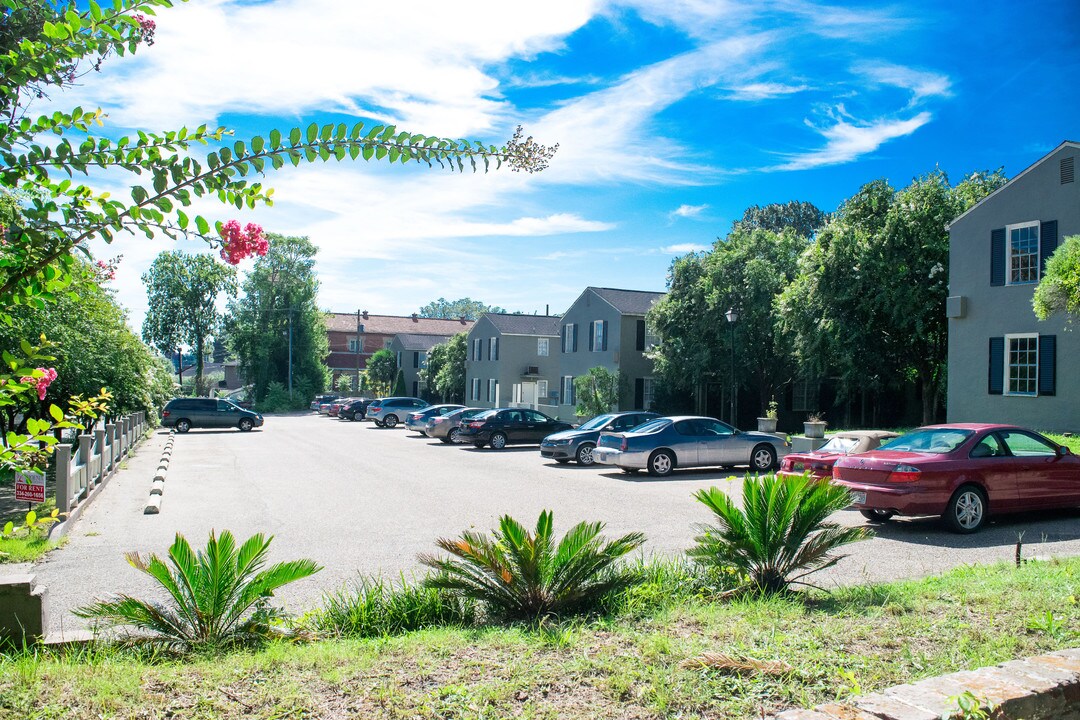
<box><xmin>647</xmin><ymin>450</ymin><xmax>674</xmax><ymax>477</ymax></box>
<box><xmin>555</xmin><ymin>458</ymin><xmax>570</xmax><ymax>464</ymax></box>
<box><xmin>621</xmin><ymin>468</ymin><xmax>639</xmax><ymax>475</ymax></box>
<box><xmin>175</xmin><ymin>419</ymin><xmax>191</xmax><ymax>433</ymax></box>
<box><xmin>374</xmin><ymin>420</ymin><xmax>385</xmax><ymax>428</ymax></box>
<box><xmin>448</xmin><ymin>428</ymin><xmax>462</xmax><ymax>444</ymax></box>
<box><xmin>575</xmin><ymin>442</ymin><xmax>596</xmax><ymax>466</ymax></box>
<box><xmin>860</xmin><ymin>509</ymin><xmax>896</xmax><ymax>523</ymax></box>
<box><xmin>439</xmin><ymin>437</ymin><xmax>452</xmax><ymax>444</ymax></box>
<box><xmin>384</xmin><ymin>415</ymin><xmax>398</xmax><ymax>428</ymax></box>
<box><xmin>238</xmin><ymin>418</ymin><xmax>254</xmax><ymax>432</ymax></box>
<box><xmin>473</xmin><ymin>441</ymin><xmax>486</xmax><ymax>449</ymax></box>
<box><xmin>944</xmin><ymin>485</ymin><xmax>988</xmax><ymax>533</ymax></box>
<box><xmin>750</xmin><ymin>444</ymin><xmax>777</xmax><ymax>472</ymax></box>
<box><xmin>489</xmin><ymin>432</ymin><xmax>507</xmax><ymax>450</ymax></box>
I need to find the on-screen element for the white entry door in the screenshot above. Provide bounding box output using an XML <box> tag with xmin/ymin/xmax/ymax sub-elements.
<box><xmin>521</xmin><ymin>382</ymin><xmax>537</xmax><ymax>406</ymax></box>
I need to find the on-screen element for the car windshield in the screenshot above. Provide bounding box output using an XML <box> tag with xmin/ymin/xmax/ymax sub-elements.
<box><xmin>880</xmin><ymin>428</ymin><xmax>973</xmax><ymax>454</ymax></box>
<box><xmin>817</xmin><ymin>436</ymin><xmax>859</xmax><ymax>454</ymax></box>
<box><xmin>629</xmin><ymin>418</ymin><xmax>668</xmax><ymax>434</ymax></box>
<box><xmin>579</xmin><ymin>414</ymin><xmax>615</xmax><ymax>431</ymax></box>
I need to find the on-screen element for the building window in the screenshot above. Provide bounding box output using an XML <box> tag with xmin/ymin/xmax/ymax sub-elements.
<box><xmin>472</xmin><ymin>337</ymin><xmax>482</xmax><ymax>361</ymax></box>
<box><xmin>538</xmin><ymin>379</ymin><xmax>548</xmax><ymax>402</ymax></box>
<box><xmin>642</xmin><ymin>378</ymin><xmax>654</xmax><ymax>410</ymax></box>
<box><xmin>791</xmin><ymin>379</ymin><xmax>819</xmax><ymax>412</ymax></box>
<box><xmin>487</xmin><ymin>378</ymin><xmax>497</xmax><ymax>403</ymax></box>
<box><xmin>383</xmin><ymin>339</ymin><xmax>393</xmax><ymax>349</ymax></box>
<box><xmin>395</xmin><ymin>351</ymin><xmax>402</xmax><ymax>368</ymax></box>
<box><xmin>489</xmin><ymin>337</ymin><xmax>499</xmax><ymax>361</ymax></box>
<box><xmin>537</xmin><ymin>338</ymin><xmax>549</xmax><ymax>357</ymax></box>
<box><xmin>1005</xmin><ymin>334</ymin><xmax>1038</xmax><ymax>396</ymax></box>
<box><xmin>561</xmin><ymin>376</ymin><xmax>575</xmax><ymax>406</ymax></box>
<box><xmin>471</xmin><ymin>377</ymin><xmax>480</xmax><ymax>401</ymax></box>
<box><xmin>593</xmin><ymin>321</ymin><xmax>605</xmax><ymax>352</ymax></box>
<box><xmin>562</xmin><ymin>323</ymin><xmax>576</xmax><ymax>353</ymax></box>
<box><xmin>348</xmin><ymin>338</ymin><xmax>360</xmax><ymax>352</ymax></box>
<box><xmin>1007</xmin><ymin>222</ymin><xmax>1040</xmax><ymax>285</ymax></box>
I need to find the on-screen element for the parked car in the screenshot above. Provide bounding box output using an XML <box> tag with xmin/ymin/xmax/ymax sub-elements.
<box><xmin>425</xmin><ymin>407</ymin><xmax>487</xmax><ymax>444</ymax></box>
<box><xmin>540</xmin><ymin>411</ymin><xmax>660</xmax><ymax>466</ymax></box>
<box><xmin>310</xmin><ymin>394</ymin><xmax>340</xmax><ymax>411</ymax></box>
<box><xmin>832</xmin><ymin>424</ymin><xmax>1080</xmax><ymax>533</ymax></box>
<box><xmin>339</xmin><ymin>398</ymin><xmax>373</xmax><ymax>421</ymax></box>
<box><xmin>329</xmin><ymin>397</ymin><xmax>362</xmax><ymax>418</ymax></box>
<box><xmin>592</xmin><ymin>416</ymin><xmax>788</xmax><ymax>477</ymax></box>
<box><xmin>458</xmin><ymin>408</ymin><xmax>573</xmax><ymax>449</ymax></box>
<box><xmin>161</xmin><ymin>397</ymin><xmax>264</xmax><ymax>433</ymax></box>
<box><xmin>777</xmin><ymin>430</ymin><xmax>900</xmax><ymax>481</ymax></box>
<box><xmin>365</xmin><ymin>397</ymin><xmax>429</xmax><ymax>427</ymax></box>
<box><xmin>405</xmin><ymin>404</ymin><xmax>465</xmax><ymax>434</ymax></box>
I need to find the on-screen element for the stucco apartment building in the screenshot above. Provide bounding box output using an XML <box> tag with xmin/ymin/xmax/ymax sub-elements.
<box><xmin>324</xmin><ymin>311</ymin><xmax>472</xmax><ymax>387</ymax></box>
<box><xmin>464</xmin><ymin>314</ymin><xmax>561</xmax><ymax>411</ymax></box>
<box><xmin>946</xmin><ymin>141</ymin><xmax>1078</xmax><ymax>432</ymax></box>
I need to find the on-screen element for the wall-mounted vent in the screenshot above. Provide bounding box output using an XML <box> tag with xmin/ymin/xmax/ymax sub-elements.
<box><xmin>525</xmin><ymin>365</ymin><xmax>540</xmax><ymax>375</ymax></box>
<box><xmin>1063</xmin><ymin>156</ymin><xmax>1075</xmax><ymax>184</ymax></box>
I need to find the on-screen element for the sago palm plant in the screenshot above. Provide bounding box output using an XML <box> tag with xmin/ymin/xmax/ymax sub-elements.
<box><xmin>688</xmin><ymin>472</ymin><xmax>870</xmax><ymax>594</ymax></box>
<box><xmin>421</xmin><ymin>510</ymin><xmax>646</xmax><ymax>621</ymax></box>
<box><xmin>76</xmin><ymin>530</ymin><xmax>321</xmax><ymax>652</ymax></box>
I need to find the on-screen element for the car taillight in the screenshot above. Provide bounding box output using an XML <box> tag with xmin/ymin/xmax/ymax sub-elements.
<box><xmin>469</xmin><ymin>421</ymin><xmax>483</xmax><ymax>428</ymax></box>
<box><xmin>780</xmin><ymin>458</ymin><xmax>792</xmax><ymax>471</ymax></box>
<box><xmin>620</xmin><ymin>437</ymin><xmax>627</xmax><ymax>451</ymax></box>
<box><xmin>887</xmin><ymin>464</ymin><xmax>921</xmax><ymax>482</ymax></box>
<box><xmin>162</xmin><ymin>410</ymin><xmax>170</xmax><ymax>417</ymax></box>
<box><xmin>433</xmin><ymin>417</ymin><xmax>446</xmax><ymax>424</ymax></box>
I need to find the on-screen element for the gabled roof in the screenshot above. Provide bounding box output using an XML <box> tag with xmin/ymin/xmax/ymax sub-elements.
<box><xmin>325</xmin><ymin>312</ymin><xmax>472</xmax><ymax>335</ymax></box>
<box><xmin>482</xmin><ymin>313</ymin><xmax>560</xmax><ymax>337</ymax></box>
<box><xmin>393</xmin><ymin>333</ymin><xmax>452</xmax><ymax>351</ymax></box>
<box><xmin>588</xmin><ymin>287</ymin><xmax>666</xmax><ymax>315</ymax></box>
<box><xmin>947</xmin><ymin>140</ymin><xmax>1080</xmax><ymax>229</ymax></box>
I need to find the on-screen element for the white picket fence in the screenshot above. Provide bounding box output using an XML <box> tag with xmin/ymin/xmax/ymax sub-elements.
<box><xmin>54</xmin><ymin>412</ymin><xmax>147</xmax><ymax>513</ymax></box>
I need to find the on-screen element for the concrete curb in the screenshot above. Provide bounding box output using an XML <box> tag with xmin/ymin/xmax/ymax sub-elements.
<box><xmin>143</xmin><ymin>431</ymin><xmax>174</xmax><ymax>515</ymax></box>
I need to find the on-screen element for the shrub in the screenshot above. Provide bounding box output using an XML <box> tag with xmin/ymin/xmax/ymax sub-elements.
<box><xmin>421</xmin><ymin>510</ymin><xmax>645</xmax><ymax>621</ymax></box>
<box><xmin>258</xmin><ymin>381</ymin><xmax>293</xmax><ymax>412</ymax></box>
<box><xmin>75</xmin><ymin>530</ymin><xmax>321</xmax><ymax>652</ymax></box>
<box><xmin>688</xmin><ymin>472</ymin><xmax>870</xmax><ymax>594</ymax></box>
<box><xmin>308</xmin><ymin>576</ymin><xmax>475</xmax><ymax>637</ymax></box>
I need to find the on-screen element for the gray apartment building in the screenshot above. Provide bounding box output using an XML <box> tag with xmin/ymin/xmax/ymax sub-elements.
<box><xmin>464</xmin><ymin>314</ymin><xmax>561</xmax><ymax>412</ymax></box>
<box><xmin>557</xmin><ymin>287</ymin><xmax>664</xmax><ymax>421</ymax></box>
<box><xmin>388</xmin><ymin>333</ymin><xmax>455</xmax><ymax>399</ymax></box>
<box><xmin>946</xmin><ymin>140</ymin><xmax>1078</xmax><ymax>432</ymax></box>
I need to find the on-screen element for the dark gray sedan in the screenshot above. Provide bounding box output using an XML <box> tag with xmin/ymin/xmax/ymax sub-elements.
<box><xmin>540</xmin><ymin>411</ymin><xmax>659</xmax><ymax>466</ymax></box>
<box><xmin>592</xmin><ymin>416</ymin><xmax>788</xmax><ymax>477</ymax></box>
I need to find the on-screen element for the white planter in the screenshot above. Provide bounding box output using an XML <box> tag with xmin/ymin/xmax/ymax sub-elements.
<box><xmin>757</xmin><ymin>417</ymin><xmax>778</xmax><ymax>433</ymax></box>
<box><xmin>803</xmin><ymin>421</ymin><xmax>826</xmax><ymax>439</ymax></box>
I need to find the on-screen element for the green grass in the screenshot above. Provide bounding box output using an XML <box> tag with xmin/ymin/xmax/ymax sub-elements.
<box><xmin>1044</xmin><ymin>432</ymin><xmax>1080</xmax><ymax>454</ymax></box>
<box><xmin>0</xmin><ymin>532</ymin><xmax>63</xmax><ymax>563</ymax></box>
<box><xmin>2</xmin><ymin>558</ymin><xmax>1078</xmax><ymax>719</ymax></box>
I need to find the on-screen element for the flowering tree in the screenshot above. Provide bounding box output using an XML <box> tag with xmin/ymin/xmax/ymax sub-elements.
<box><xmin>0</xmin><ymin>0</ymin><xmax>556</xmax><ymax>473</ymax></box>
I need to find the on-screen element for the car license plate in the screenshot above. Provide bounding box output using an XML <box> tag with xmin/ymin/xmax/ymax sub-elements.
<box><xmin>850</xmin><ymin>491</ymin><xmax>866</xmax><ymax>505</ymax></box>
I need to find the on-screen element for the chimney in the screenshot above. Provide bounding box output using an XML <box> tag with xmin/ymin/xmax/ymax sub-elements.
<box><xmin>361</xmin><ymin>310</ymin><xmax>369</xmax><ymax>319</ymax></box>
<box><xmin>459</xmin><ymin>315</ymin><xmax>467</xmax><ymax>324</ymax></box>
<box><xmin>411</xmin><ymin>313</ymin><xmax>418</xmax><ymax>322</ymax></box>
<box><xmin>545</xmin><ymin>304</ymin><xmax>549</xmax><ymax>316</ymax></box>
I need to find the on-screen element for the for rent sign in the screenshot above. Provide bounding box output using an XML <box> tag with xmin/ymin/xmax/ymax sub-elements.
<box><xmin>14</xmin><ymin>471</ymin><xmax>46</xmax><ymax>504</ymax></box>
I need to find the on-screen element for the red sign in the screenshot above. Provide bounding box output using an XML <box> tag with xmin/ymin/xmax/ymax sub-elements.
<box><xmin>14</xmin><ymin>471</ymin><xmax>45</xmax><ymax>504</ymax></box>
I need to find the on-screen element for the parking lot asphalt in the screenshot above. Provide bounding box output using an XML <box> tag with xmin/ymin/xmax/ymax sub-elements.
<box><xmin>32</xmin><ymin>414</ymin><xmax>1080</xmax><ymax>637</ymax></box>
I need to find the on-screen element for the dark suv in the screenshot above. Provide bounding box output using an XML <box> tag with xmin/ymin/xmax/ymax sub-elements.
<box><xmin>161</xmin><ymin>398</ymin><xmax>264</xmax><ymax>433</ymax></box>
<box><xmin>458</xmin><ymin>408</ymin><xmax>572</xmax><ymax>449</ymax></box>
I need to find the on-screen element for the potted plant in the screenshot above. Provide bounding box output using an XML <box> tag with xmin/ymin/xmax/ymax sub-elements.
<box><xmin>757</xmin><ymin>398</ymin><xmax>779</xmax><ymax>433</ymax></box>
<box><xmin>803</xmin><ymin>412</ymin><xmax>826</xmax><ymax>439</ymax></box>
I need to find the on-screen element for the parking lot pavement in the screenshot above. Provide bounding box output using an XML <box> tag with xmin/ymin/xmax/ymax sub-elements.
<box><xmin>32</xmin><ymin>415</ymin><xmax>1080</xmax><ymax>635</ymax></box>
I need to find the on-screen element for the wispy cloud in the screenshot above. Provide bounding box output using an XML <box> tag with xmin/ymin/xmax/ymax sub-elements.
<box><xmin>723</xmin><ymin>82</ymin><xmax>810</xmax><ymax>101</ymax></box>
<box><xmin>661</xmin><ymin>242</ymin><xmax>710</xmax><ymax>254</ymax></box>
<box><xmin>669</xmin><ymin>204</ymin><xmax>709</xmax><ymax>219</ymax></box>
<box><xmin>854</xmin><ymin>61</ymin><xmax>952</xmax><ymax>105</ymax></box>
<box><xmin>773</xmin><ymin>109</ymin><xmax>932</xmax><ymax>171</ymax></box>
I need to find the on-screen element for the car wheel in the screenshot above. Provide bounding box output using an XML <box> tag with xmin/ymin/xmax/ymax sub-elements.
<box><xmin>374</xmin><ymin>420</ymin><xmax>385</xmax><ymax>428</ymax></box>
<box><xmin>860</xmin><ymin>509</ymin><xmax>896</xmax><ymax>523</ymax></box>
<box><xmin>750</xmin><ymin>444</ymin><xmax>777</xmax><ymax>472</ymax></box>
<box><xmin>555</xmin><ymin>458</ymin><xmax>570</xmax><ymax>464</ymax></box>
<box><xmin>439</xmin><ymin>437</ymin><xmax>452</xmax><ymax>444</ymax></box>
<box><xmin>945</xmin><ymin>485</ymin><xmax>988</xmax><ymax>533</ymax></box>
<box><xmin>621</xmin><ymin>468</ymin><xmax>639</xmax><ymax>475</ymax></box>
<box><xmin>647</xmin><ymin>450</ymin><xmax>674</xmax><ymax>477</ymax></box>
<box><xmin>238</xmin><ymin>418</ymin><xmax>254</xmax><ymax>432</ymax></box>
<box><xmin>576</xmin><ymin>442</ymin><xmax>597</xmax><ymax>466</ymax></box>
<box><xmin>489</xmin><ymin>432</ymin><xmax>507</xmax><ymax>450</ymax></box>
<box><xmin>473</xmin><ymin>441</ymin><xmax>486</xmax><ymax>449</ymax></box>
<box><xmin>384</xmin><ymin>415</ymin><xmax>399</xmax><ymax>428</ymax></box>
<box><xmin>448</xmin><ymin>428</ymin><xmax>462</xmax><ymax>444</ymax></box>
<box><xmin>175</xmin><ymin>419</ymin><xmax>191</xmax><ymax>433</ymax></box>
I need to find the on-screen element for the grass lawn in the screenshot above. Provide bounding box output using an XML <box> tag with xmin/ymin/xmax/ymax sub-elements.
<box><xmin>2</xmin><ymin>558</ymin><xmax>1078</xmax><ymax>719</ymax></box>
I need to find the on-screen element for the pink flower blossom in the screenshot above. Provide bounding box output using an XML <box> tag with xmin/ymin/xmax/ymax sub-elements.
<box><xmin>132</xmin><ymin>13</ymin><xmax>156</xmax><ymax>44</ymax></box>
<box><xmin>21</xmin><ymin>367</ymin><xmax>57</xmax><ymax>400</ymax></box>
<box><xmin>219</xmin><ymin>221</ymin><xmax>269</xmax><ymax>265</ymax></box>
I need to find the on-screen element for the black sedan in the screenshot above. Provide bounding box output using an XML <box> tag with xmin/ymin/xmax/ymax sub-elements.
<box><xmin>458</xmin><ymin>408</ymin><xmax>573</xmax><ymax>449</ymax></box>
<box><xmin>338</xmin><ymin>398</ymin><xmax>373</xmax><ymax>421</ymax></box>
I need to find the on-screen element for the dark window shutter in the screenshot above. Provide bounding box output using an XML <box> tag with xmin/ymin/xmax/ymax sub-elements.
<box><xmin>588</xmin><ymin>321</ymin><xmax>595</xmax><ymax>351</ymax></box>
<box><xmin>602</xmin><ymin>320</ymin><xmax>608</xmax><ymax>351</ymax></box>
<box><xmin>572</xmin><ymin>324</ymin><xmax>578</xmax><ymax>352</ymax></box>
<box><xmin>1040</xmin><ymin>220</ymin><xmax>1058</xmax><ymax>277</ymax></box>
<box><xmin>561</xmin><ymin>326</ymin><xmax>566</xmax><ymax>353</ymax></box>
<box><xmin>988</xmin><ymin>336</ymin><xmax>1004</xmax><ymax>395</ymax></box>
<box><xmin>634</xmin><ymin>378</ymin><xmax>644</xmax><ymax>409</ymax></box>
<box><xmin>990</xmin><ymin>228</ymin><xmax>1005</xmax><ymax>286</ymax></box>
<box><xmin>413</xmin><ymin>352</ymin><xmax>419</xmax><ymax>369</ymax></box>
<box><xmin>1038</xmin><ymin>335</ymin><xmax>1056</xmax><ymax>396</ymax></box>
<box><xmin>636</xmin><ymin>320</ymin><xmax>646</xmax><ymax>351</ymax></box>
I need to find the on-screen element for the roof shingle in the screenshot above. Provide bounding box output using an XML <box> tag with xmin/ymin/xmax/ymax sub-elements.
<box><xmin>483</xmin><ymin>314</ymin><xmax>561</xmax><ymax>336</ymax></box>
<box><xmin>589</xmin><ymin>287</ymin><xmax>666</xmax><ymax>315</ymax></box>
<box><xmin>325</xmin><ymin>313</ymin><xmax>472</xmax><ymax>335</ymax></box>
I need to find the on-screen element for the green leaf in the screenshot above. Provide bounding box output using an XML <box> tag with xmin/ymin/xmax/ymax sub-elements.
<box><xmin>195</xmin><ymin>215</ymin><xmax>210</xmax><ymax>235</ymax></box>
<box><xmin>289</xmin><ymin>127</ymin><xmax>301</xmax><ymax>145</ymax></box>
<box><xmin>306</xmin><ymin>123</ymin><xmax>318</xmax><ymax>143</ymax></box>
<box><xmin>131</xmin><ymin>186</ymin><xmax>148</xmax><ymax>204</ymax></box>
<box><xmin>49</xmin><ymin>404</ymin><xmax>64</xmax><ymax>421</ymax></box>
<box><xmin>251</xmin><ymin>136</ymin><xmax>264</xmax><ymax>153</ymax></box>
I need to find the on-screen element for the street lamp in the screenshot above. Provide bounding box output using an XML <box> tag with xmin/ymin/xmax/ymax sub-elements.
<box><xmin>725</xmin><ymin>308</ymin><xmax>739</xmax><ymax>427</ymax></box>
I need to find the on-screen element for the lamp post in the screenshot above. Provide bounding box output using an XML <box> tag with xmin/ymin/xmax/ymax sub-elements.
<box><xmin>725</xmin><ymin>308</ymin><xmax>739</xmax><ymax>427</ymax></box>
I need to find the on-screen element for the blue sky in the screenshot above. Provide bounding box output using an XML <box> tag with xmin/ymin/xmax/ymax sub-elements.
<box><xmin>57</xmin><ymin>0</ymin><xmax>1079</xmax><ymax>327</ymax></box>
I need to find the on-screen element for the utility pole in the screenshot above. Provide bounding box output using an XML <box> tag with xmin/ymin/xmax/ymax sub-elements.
<box><xmin>287</xmin><ymin>308</ymin><xmax>293</xmax><ymax>398</ymax></box>
<box><xmin>355</xmin><ymin>309</ymin><xmax>362</xmax><ymax>392</ymax></box>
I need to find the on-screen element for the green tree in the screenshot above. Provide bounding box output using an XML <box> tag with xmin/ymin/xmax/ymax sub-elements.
<box><xmin>733</xmin><ymin>201</ymin><xmax>827</xmax><ymax>238</ymax></box>
<box><xmin>574</xmin><ymin>366</ymin><xmax>623</xmax><ymax>418</ymax></box>
<box><xmin>1033</xmin><ymin>235</ymin><xmax>1080</xmax><ymax>321</ymax></box>
<box><xmin>422</xmin><ymin>333</ymin><xmax>467</xmax><ymax>402</ymax></box>
<box><xmin>366</xmin><ymin>349</ymin><xmax>397</xmax><ymax>396</ymax></box>
<box><xmin>392</xmin><ymin>368</ymin><xmax>407</xmax><ymax>396</ymax></box>
<box><xmin>142</xmin><ymin>251</ymin><xmax>236</xmax><ymax>396</ymax></box>
<box><xmin>224</xmin><ymin>234</ymin><xmax>329</xmax><ymax>404</ymax></box>
<box><xmin>418</xmin><ymin>298</ymin><xmax>507</xmax><ymax>320</ymax></box>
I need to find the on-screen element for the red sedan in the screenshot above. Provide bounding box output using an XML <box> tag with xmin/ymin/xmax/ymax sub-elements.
<box><xmin>778</xmin><ymin>430</ymin><xmax>899</xmax><ymax>481</ymax></box>
<box><xmin>832</xmin><ymin>424</ymin><xmax>1080</xmax><ymax>533</ymax></box>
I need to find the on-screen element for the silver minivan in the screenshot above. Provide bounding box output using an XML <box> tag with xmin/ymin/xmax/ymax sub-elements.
<box><xmin>161</xmin><ymin>398</ymin><xmax>264</xmax><ymax>433</ymax></box>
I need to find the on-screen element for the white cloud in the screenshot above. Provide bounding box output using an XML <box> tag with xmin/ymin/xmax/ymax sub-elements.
<box><xmin>669</xmin><ymin>203</ymin><xmax>709</xmax><ymax>219</ymax></box>
<box><xmin>773</xmin><ymin>110</ymin><xmax>932</xmax><ymax>171</ymax></box>
<box><xmin>724</xmin><ymin>82</ymin><xmax>810</xmax><ymax>101</ymax></box>
<box><xmin>661</xmin><ymin>242</ymin><xmax>710</xmax><ymax>254</ymax></box>
<box><xmin>853</xmin><ymin>62</ymin><xmax>952</xmax><ymax>105</ymax></box>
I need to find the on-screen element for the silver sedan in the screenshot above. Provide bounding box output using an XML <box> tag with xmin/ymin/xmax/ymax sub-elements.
<box><xmin>592</xmin><ymin>416</ymin><xmax>789</xmax><ymax>477</ymax></box>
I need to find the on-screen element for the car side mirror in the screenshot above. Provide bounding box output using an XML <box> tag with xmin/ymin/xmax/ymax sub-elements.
<box><xmin>1058</xmin><ymin>445</ymin><xmax>1071</xmax><ymax>457</ymax></box>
